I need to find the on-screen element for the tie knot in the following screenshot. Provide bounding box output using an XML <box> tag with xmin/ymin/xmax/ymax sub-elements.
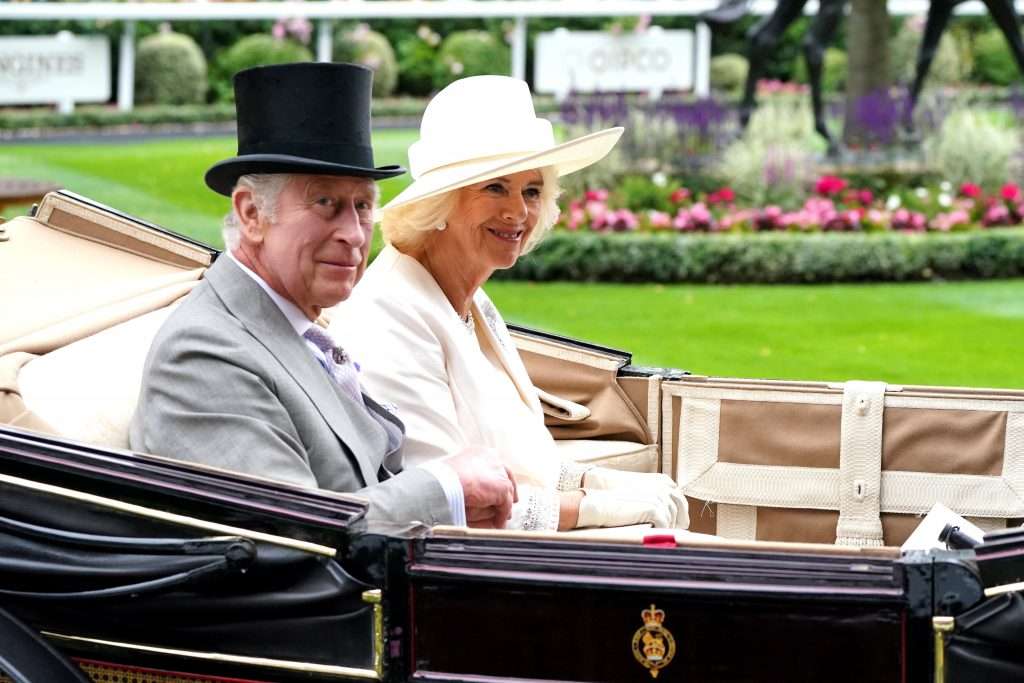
<box><xmin>304</xmin><ymin>325</ymin><xmax>349</xmax><ymax>364</ymax></box>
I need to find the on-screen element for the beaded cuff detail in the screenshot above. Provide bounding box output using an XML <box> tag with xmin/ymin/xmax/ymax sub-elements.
<box><xmin>520</xmin><ymin>487</ymin><xmax>561</xmax><ymax>531</ymax></box>
<box><xmin>557</xmin><ymin>460</ymin><xmax>594</xmax><ymax>492</ymax></box>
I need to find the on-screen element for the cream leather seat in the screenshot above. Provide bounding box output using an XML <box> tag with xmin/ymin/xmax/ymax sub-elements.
<box><xmin>14</xmin><ymin>305</ymin><xmax>176</xmax><ymax>449</ymax></box>
<box><xmin>554</xmin><ymin>439</ymin><xmax>658</xmax><ymax>473</ymax></box>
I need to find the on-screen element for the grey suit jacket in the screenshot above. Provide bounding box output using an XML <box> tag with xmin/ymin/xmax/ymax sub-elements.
<box><xmin>129</xmin><ymin>255</ymin><xmax>452</xmax><ymax>526</ymax></box>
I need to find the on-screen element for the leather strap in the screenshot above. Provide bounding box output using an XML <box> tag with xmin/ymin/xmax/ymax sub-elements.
<box><xmin>835</xmin><ymin>381</ymin><xmax>887</xmax><ymax>547</ymax></box>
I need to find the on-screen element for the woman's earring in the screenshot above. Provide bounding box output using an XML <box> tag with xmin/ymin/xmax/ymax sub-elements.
<box><xmin>435</xmin><ymin>221</ymin><xmax>447</xmax><ymax>231</ymax></box>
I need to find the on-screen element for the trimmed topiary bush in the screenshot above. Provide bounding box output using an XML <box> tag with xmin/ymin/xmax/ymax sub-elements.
<box><xmin>792</xmin><ymin>47</ymin><xmax>848</xmax><ymax>93</ymax></box>
<box><xmin>134</xmin><ymin>31</ymin><xmax>208</xmax><ymax>106</ymax></box>
<box><xmin>334</xmin><ymin>24</ymin><xmax>399</xmax><ymax>97</ymax></box>
<box><xmin>433</xmin><ymin>30</ymin><xmax>510</xmax><ymax>90</ymax></box>
<box><xmin>211</xmin><ymin>34</ymin><xmax>313</xmax><ymax>102</ymax></box>
<box><xmin>396</xmin><ymin>26</ymin><xmax>441</xmax><ymax>96</ymax></box>
<box><xmin>972</xmin><ymin>28</ymin><xmax>1022</xmax><ymax>86</ymax></box>
<box><xmin>494</xmin><ymin>229</ymin><xmax>1024</xmax><ymax>284</ymax></box>
<box><xmin>709</xmin><ymin>53</ymin><xmax>748</xmax><ymax>97</ymax></box>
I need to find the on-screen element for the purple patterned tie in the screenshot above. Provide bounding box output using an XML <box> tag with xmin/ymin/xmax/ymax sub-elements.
<box><xmin>303</xmin><ymin>325</ymin><xmax>363</xmax><ymax>405</ymax></box>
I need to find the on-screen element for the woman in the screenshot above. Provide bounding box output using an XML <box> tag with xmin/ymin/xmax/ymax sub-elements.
<box><xmin>334</xmin><ymin>76</ymin><xmax>688</xmax><ymax>531</ymax></box>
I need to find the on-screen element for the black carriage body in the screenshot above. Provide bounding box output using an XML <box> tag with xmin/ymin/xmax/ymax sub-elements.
<box><xmin>0</xmin><ymin>423</ymin><xmax>984</xmax><ymax>683</ymax></box>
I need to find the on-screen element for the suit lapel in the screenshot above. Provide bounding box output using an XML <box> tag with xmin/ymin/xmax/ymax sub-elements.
<box><xmin>204</xmin><ymin>257</ymin><xmax>382</xmax><ymax>486</ymax></box>
<box><xmin>379</xmin><ymin>245</ymin><xmax>540</xmax><ymax>415</ymax></box>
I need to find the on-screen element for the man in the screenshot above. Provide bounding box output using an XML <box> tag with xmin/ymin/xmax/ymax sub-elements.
<box><xmin>130</xmin><ymin>63</ymin><xmax>516</xmax><ymax>528</ymax></box>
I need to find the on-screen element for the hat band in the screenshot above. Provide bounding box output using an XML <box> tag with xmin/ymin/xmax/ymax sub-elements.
<box><xmin>238</xmin><ymin>140</ymin><xmax>376</xmax><ymax>168</ymax></box>
<box><xmin>416</xmin><ymin>149</ymin><xmax>549</xmax><ymax>180</ymax></box>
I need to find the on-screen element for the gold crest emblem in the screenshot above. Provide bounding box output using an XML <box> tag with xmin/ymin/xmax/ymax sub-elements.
<box><xmin>631</xmin><ymin>603</ymin><xmax>676</xmax><ymax>679</ymax></box>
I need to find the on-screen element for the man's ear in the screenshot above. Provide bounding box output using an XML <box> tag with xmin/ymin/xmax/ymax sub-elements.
<box><xmin>232</xmin><ymin>187</ymin><xmax>264</xmax><ymax>245</ymax></box>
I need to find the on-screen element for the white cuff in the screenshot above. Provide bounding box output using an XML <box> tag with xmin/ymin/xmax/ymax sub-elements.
<box><xmin>420</xmin><ymin>460</ymin><xmax>466</xmax><ymax>527</ymax></box>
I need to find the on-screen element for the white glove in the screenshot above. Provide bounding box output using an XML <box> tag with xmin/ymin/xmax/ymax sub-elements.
<box><xmin>583</xmin><ymin>467</ymin><xmax>677</xmax><ymax>495</ymax></box>
<box><xmin>581</xmin><ymin>468</ymin><xmax>689</xmax><ymax>529</ymax></box>
<box><xmin>575</xmin><ymin>486</ymin><xmax>689</xmax><ymax>529</ymax></box>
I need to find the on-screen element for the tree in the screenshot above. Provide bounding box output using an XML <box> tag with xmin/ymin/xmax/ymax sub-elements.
<box><xmin>844</xmin><ymin>0</ymin><xmax>891</xmax><ymax>147</ymax></box>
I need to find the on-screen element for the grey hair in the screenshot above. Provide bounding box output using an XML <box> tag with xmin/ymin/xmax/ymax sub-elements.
<box><xmin>221</xmin><ymin>174</ymin><xmax>293</xmax><ymax>251</ymax></box>
<box><xmin>380</xmin><ymin>166</ymin><xmax>561</xmax><ymax>255</ymax></box>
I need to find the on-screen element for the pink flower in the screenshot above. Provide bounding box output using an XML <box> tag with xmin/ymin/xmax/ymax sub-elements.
<box><xmin>708</xmin><ymin>187</ymin><xmax>736</xmax><ymax>205</ymax></box>
<box><xmin>585</xmin><ymin>189</ymin><xmax>609</xmax><ymax>202</ymax></box>
<box><xmin>823</xmin><ymin>209</ymin><xmax>860</xmax><ymax>232</ymax></box>
<box><xmin>930</xmin><ymin>209</ymin><xmax>970</xmax><ymax>232</ymax></box>
<box><xmin>781</xmin><ymin>210</ymin><xmax>817</xmax><ymax>231</ymax></box>
<box><xmin>892</xmin><ymin>208</ymin><xmax>927</xmax><ymax>231</ymax></box>
<box><xmin>754</xmin><ymin>205</ymin><xmax>783</xmax><ymax>231</ymax></box>
<box><xmin>286</xmin><ymin>17</ymin><xmax>312</xmax><ymax>44</ymax></box>
<box><xmin>272</xmin><ymin>22</ymin><xmax>287</xmax><ymax>40</ymax></box>
<box><xmin>984</xmin><ymin>204</ymin><xmax>1011</xmax><ymax>227</ymax></box>
<box><xmin>566</xmin><ymin>201</ymin><xmax>586</xmax><ymax>230</ymax></box>
<box><xmin>584</xmin><ymin>199</ymin><xmax>608</xmax><ymax>223</ymax></box>
<box><xmin>672</xmin><ymin>209</ymin><xmax>692</xmax><ymax>232</ymax></box>
<box><xmin>959</xmin><ymin>182</ymin><xmax>982</xmax><ymax>199</ymax></box>
<box><xmin>608</xmin><ymin>208</ymin><xmax>639</xmax><ymax>232</ymax></box>
<box><xmin>720</xmin><ymin>209</ymin><xmax>754</xmax><ymax>230</ymax></box>
<box><xmin>669</xmin><ymin>188</ymin><xmax>691</xmax><ymax>204</ymax></box>
<box><xmin>863</xmin><ymin>209</ymin><xmax>888</xmax><ymax>229</ymax></box>
<box><xmin>1000</xmin><ymin>183</ymin><xmax>1021</xmax><ymax>202</ymax></box>
<box><xmin>857</xmin><ymin>189</ymin><xmax>874</xmax><ymax>206</ymax></box>
<box><xmin>814</xmin><ymin>175</ymin><xmax>847</xmax><ymax>196</ymax></box>
<box><xmin>689</xmin><ymin>203</ymin><xmax>714</xmax><ymax>231</ymax></box>
<box><xmin>647</xmin><ymin>210</ymin><xmax>672</xmax><ymax>229</ymax></box>
<box><xmin>634</xmin><ymin>14</ymin><xmax>652</xmax><ymax>33</ymax></box>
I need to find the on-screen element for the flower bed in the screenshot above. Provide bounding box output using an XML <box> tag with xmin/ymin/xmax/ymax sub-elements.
<box><xmin>510</xmin><ymin>174</ymin><xmax>1024</xmax><ymax>284</ymax></box>
<box><xmin>560</xmin><ymin>177</ymin><xmax>1024</xmax><ymax>234</ymax></box>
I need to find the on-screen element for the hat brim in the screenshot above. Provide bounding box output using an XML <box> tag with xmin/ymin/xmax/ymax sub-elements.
<box><xmin>205</xmin><ymin>154</ymin><xmax>406</xmax><ymax>196</ymax></box>
<box><xmin>382</xmin><ymin>127</ymin><xmax>623</xmax><ymax>212</ymax></box>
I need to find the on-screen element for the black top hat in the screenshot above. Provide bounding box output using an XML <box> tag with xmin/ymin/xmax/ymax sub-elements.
<box><xmin>204</xmin><ymin>62</ymin><xmax>405</xmax><ymax>196</ymax></box>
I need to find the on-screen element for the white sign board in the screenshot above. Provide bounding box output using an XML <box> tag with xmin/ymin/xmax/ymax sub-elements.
<box><xmin>0</xmin><ymin>35</ymin><xmax>110</xmax><ymax>110</ymax></box>
<box><xmin>535</xmin><ymin>28</ymin><xmax>694</xmax><ymax>100</ymax></box>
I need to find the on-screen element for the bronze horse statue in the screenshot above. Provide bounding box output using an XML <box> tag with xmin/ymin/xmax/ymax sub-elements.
<box><xmin>704</xmin><ymin>0</ymin><xmax>1024</xmax><ymax>150</ymax></box>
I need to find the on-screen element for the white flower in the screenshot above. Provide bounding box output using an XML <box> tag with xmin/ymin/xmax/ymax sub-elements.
<box><xmin>886</xmin><ymin>194</ymin><xmax>902</xmax><ymax>210</ymax></box>
<box><xmin>652</xmin><ymin>172</ymin><xmax>667</xmax><ymax>187</ymax></box>
<box><xmin>940</xmin><ymin>180</ymin><xmax>953</xmax><ymax>193</ymax></box>
<box><xmin>914</xmin><ymin>187</ymin><xmax>929</xmax><ymax>199</ymax></box>
<box><xmin>938</xmin><ymin>193</ymin><xmax>952</xmax><ymax>207</ymax></box>
<box><xmin>450</xmin><ymin>61</ymin><xmax>464</xmax><ymax>75</ymax></box>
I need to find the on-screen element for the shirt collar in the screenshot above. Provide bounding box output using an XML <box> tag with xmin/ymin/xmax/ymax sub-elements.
<box><xmin>228</xmin><ymin>250</ymin><xmax>313</xmax><ymax>336</ymax></box>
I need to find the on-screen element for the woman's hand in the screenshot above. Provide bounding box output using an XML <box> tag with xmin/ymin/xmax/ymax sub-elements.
<box><xmin>579</xmin><ymin>468</ymin><xmax>689</xmax><ymax>529</ymax></box>
<box><xmin>575</xmin><ymin>486</ymin><xmax>688</xmax><ymax>529</ymax></box>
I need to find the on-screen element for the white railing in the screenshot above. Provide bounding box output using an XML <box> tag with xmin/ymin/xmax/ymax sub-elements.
<box><xmin>1</xmin><ymin>1</ymin><xmax>1020</xmax><ymax>111</ymax></box>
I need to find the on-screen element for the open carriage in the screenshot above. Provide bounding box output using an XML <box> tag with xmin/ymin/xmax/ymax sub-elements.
<box><xmin>2</xmin><ymin>192</ymin><xmax>1024</xmax><ymax>682</ymax></box>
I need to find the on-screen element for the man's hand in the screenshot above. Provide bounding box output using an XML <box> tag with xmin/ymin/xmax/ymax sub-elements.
<box><xmin>446</xmin><ymin>447</ymin><xmax>518</xmax><ymax>529</ymax></box>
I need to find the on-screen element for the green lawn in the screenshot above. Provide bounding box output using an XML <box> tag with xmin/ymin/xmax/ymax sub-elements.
<box><xmin>2</xmin><ymin>135</ymin><xmax>1022</xmax><ymax>389</ymax></box>
<box><xmin>487</xmin><ymin>280</ymin><xmax>1024</xmax><ymax>388</ymax></box>
<box><xmin>0</xmin><ymin>131</ymin><xmax>417</xmax><ymax>245</ymax></box>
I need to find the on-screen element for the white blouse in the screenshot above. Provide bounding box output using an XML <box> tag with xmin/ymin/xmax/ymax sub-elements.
<box><xmin>332</xmin><ymin>245</ymin><xmax>582</xmax><ymax>530</ymax></box>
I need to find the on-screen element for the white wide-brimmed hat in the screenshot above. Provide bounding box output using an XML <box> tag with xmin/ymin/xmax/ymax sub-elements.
<box><xmin>382</xmin><ymin>75</ymin><xmax>623</xmax><ymax>211</ymax></box>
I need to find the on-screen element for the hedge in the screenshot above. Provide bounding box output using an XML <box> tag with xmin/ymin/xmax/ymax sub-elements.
<box><xmin>0</xmin><ymin>95</ymin><xmax>560</xmax><ymax>134</ymax></box>
<box><xmin>494</xmin><ymin>229</ymin><xmax>1024</xmax><ymax>284</ymax></box>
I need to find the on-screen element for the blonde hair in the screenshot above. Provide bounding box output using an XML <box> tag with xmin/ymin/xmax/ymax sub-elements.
<box><xmin>381</xmin><ymin>166</ymin><xmax>561</xmax><ymax>255</ymax></box>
